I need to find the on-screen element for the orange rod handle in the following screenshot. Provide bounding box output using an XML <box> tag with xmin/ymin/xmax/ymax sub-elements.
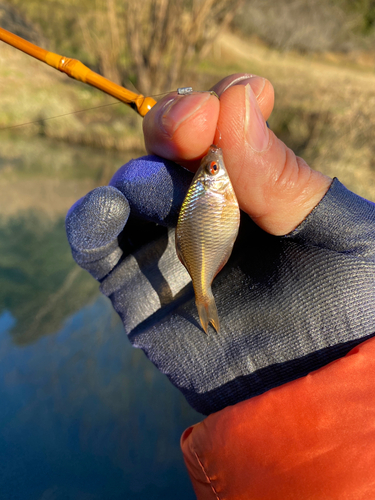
<box><xmin>0</xmin><ymin>27</ymin><xmax>156</xmax><ymax>117</ymax></box>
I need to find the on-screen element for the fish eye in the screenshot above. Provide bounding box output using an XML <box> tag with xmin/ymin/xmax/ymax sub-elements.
<box><xmin>208</xmin><ymin>161</ymin><xmax>219</xmax><ymax>175</ymax></box>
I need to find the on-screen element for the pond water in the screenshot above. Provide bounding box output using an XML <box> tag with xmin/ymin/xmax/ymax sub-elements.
<box><xmin>0</xmin><ymin>134</ymin><xmax>200</xmax><ymax>500</ymax></box>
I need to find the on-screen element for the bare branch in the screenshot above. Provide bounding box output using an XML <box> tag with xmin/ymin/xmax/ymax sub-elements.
<box><xmin>76</xmin><ymin>0</ymin><xmax>244</xmax><ymax>94</ymax></box>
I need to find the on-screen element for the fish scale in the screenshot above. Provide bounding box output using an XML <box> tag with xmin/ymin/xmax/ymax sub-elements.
<box><xmin>176</xmin><ymin>145</ymin><xmax>240</xmax><ymax>334</ymax></box>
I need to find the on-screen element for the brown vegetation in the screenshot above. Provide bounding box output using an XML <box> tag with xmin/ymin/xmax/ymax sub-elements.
<box><xmin>5</xmin><ymin>0</ymin><xmax>242</xmax><ymax>94</ymax></box>
<box><xmin>215</xmin><ymin>32</ymin><xmax>375</xmax><ymax>202</ymax></box>
<box><xmin>1</xmin><ymin>0</ymin><xmax>375</xmax><ymax>205</ymax></box>
<box><xmin>233</xmin><ymin>0</ymin><xmax>375</xmax><ymax>53</ymax></box>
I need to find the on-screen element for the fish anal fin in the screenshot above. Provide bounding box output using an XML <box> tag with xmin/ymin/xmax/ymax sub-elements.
<box><xmin>214</xmin><ymin>235</ymin><xmax>238</xmax><ymax>280</ymax></box>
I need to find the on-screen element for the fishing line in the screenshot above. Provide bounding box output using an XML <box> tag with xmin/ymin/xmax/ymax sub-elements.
<box><xmin>0</xmin><ymin>91</ymin><xmax>174</xmax><ymax>131</ymax></box>
<box><xmin>0</xmin><ymin>101</ymin><xmax>122</xmax><ymax>131</ymax></box>
<box><xmin>0</xmin><ymin>88</ymin><xmax>218</xmax><ymax>131</ymax></box>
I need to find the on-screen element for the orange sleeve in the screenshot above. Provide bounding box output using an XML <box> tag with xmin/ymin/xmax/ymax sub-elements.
<box><xmin>181</xmin><ymin>337</ymin><xmax>375</xmax><ymax>500</ymax></box>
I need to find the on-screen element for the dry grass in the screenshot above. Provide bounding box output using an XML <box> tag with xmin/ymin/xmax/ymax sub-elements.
<box><xmin>208</xmin><ymin>33</ymin><xmax>375</xmax><ymax>202</ymax></box>
<box><xmin>0</xmin><ymin>43</ymin><xmax>145</xmax><ymax>150</ymax></box>
<box><xmin>1</xmin><ymin>31</ymin><xmax>375</xmax><ymax>205</ymax></box>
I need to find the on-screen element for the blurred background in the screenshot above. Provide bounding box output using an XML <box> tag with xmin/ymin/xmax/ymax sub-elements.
<box><xmin>1</xmin><ymin>0</ymin><xmax>375</xmax><ymax>498</ymax></box>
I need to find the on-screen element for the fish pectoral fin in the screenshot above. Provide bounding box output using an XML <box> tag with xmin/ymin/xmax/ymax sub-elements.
<box><xmin>196</xmin><ymin>298</ymin><xmax>220</xmax><ymax>334</ymax></box>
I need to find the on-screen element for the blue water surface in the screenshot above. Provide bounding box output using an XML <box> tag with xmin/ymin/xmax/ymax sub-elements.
<box><xmin>0</xmin><ymin>236</ymin><xmax>202</xmax><ymax>500</ymax></box>
<box><xmin>0</xmin><ymin>135</ymin><xmax>201</xmax><ymax>499</ymax></box>
<box><xmin>0</xmin><ymin>262</ymin><xmax>200</xmax><ymax>500</ymax></box>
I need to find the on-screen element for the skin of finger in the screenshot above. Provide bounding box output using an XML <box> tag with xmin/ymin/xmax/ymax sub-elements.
<box><xmin>143</xmin><ymin>93</ymin><xmax>220</xmax><ymax>165</ymax></box>
<box><xmin>215</xmin><ymin>85</ymin><xmax>332</xmax><ymax>235</ymax></box>
<box><xmin>143</xmin><ymin>75</ymin><xmax>274</xmax><ymax>170</ymax></box>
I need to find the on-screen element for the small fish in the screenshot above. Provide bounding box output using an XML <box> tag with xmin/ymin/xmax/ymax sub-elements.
<box><xmin>176</xmin><ymin>145</ymin><xmax>240</xmax><ymax>333</ymax></box>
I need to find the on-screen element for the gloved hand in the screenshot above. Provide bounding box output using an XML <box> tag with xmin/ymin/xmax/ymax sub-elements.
<box><xmin>66</xmin><ymin>74</ymin><xmax>375</xmax><ymax>415</ymax></box>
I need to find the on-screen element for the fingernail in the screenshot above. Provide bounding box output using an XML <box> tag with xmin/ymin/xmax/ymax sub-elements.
<box><xmin>246</xmin><ymin>76</ymin><xmax>265</xmax><ymax>98</ymax></box>
<box><xmin>245</xmin><ymin>83</ymin><xmax>269</xmax><ymax>152</ymax></box>
<box><xmin>218</xmin><ymin>75</ymin><xmax>265</xmax><ymax>98</ymax></box>
<box><xmin>159</xmin><ymin>92</ymin><xmax>211</xmax><ymax>137</ymax></box>
<box><xmin>225</xmin><ymin>75</ymin><xmax>265</xmax><ymax>98</ymax></box>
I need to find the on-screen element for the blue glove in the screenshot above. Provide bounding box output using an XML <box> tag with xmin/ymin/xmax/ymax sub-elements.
<box><xmin>66</xmin><ymin>155</ymin><xmax>375</xmax><ymax>415</ymax></box>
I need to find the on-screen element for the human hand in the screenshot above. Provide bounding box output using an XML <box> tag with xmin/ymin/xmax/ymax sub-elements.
<box><xmin>143</xmin><ymin>74</ymin><xmax>332</xmax><ymax>235</ymax></box>
<box><xmin>66</xmin><ymin>74</ymin><xmax>375</xmax><ymax>415</ymax></box>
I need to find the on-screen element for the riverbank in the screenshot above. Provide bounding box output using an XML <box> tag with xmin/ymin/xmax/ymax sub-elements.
<box><xmin>1</xmin><ymin>31</ymin><xmax>375</xmax><ymax>202</ymax></box>
<box><xmin>0</xmin><ymin>42</ymin><xmax>145</xmax><ymax>151</ymax></box>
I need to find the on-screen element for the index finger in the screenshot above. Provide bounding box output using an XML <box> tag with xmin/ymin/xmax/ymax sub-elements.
<box><xmin>143</xmin><ymin>74</ymin><xmax>274</xmax><ymax>170</ymax></box>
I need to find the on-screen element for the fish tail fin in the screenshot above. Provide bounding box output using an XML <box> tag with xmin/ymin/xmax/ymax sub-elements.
<box><xmin>196</xmin><ymin>297</ymin><xmax>220</xmax><ymax>334</ymax></box>
<box><xmin>208</xmin><ymin>298</ymin><xmax>220</xmax><ymax>333</ymax></box>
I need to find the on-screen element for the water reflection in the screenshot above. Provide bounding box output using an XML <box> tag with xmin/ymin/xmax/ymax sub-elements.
<box><xmin>0</xmin><ymin>214</ymin><xmax>98</xmax><ymax>344</ymax></box>
<box><xmin>0</xmin><ymin>135</ymin><xmax>200</xmax><ymax>499</ymax></box>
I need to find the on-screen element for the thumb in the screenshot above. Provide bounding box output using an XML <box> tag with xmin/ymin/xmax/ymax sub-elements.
<box><xmin>217</xmin><ymin>84</ymin><xmax>332</xmax><ymax>235</ymax></box>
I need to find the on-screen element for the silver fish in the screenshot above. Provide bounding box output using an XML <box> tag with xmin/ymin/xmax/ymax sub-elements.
<box><xmin>176</xmin><ymin>145</ymin><xmax>240</xmax><ymax>333</ymax></box>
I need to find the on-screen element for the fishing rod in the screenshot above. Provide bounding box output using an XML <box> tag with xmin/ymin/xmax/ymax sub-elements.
<box><xmin>0</xmin><ymin>27</ymin><xmax>156</xmax><ymax>117</ymax></box>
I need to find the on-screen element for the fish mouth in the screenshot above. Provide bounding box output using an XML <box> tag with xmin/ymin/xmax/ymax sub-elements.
<box><xmin>209</xmin><ymin>144</ymin><xmax>220</xmax><ymax>152</ymax></box>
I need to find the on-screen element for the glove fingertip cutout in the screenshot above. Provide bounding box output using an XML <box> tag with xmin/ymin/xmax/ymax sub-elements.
<box><xmin>66</xmin><ymin>186</ymin><xmax>130</xmax><ymax>262</ymax></box>
<box><xmin>109</xmin><ymin>155</ymin><xmax>193</xmax><ymax>227</ymax></box>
